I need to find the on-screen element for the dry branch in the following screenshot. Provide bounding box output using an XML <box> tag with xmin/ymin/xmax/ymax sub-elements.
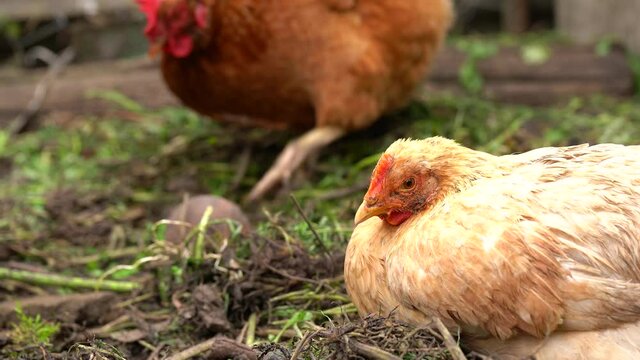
<box><xmin>165</xmin><ymin>336</ymin><xmax>257</xmax><ymax>360</ymax></box>
<box><xmin>347</xmin><ymin>338</ymin><xmax>402</xmax><ymax>360</ymax></box>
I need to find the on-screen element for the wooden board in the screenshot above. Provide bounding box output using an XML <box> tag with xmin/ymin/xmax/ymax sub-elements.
<box><xmin>0</xmin><ymin>44</ymin><xmax>634</xmax><ymax>123</ymax></box>
<box><xmin>425</xmin><ymin>45</ymin><xmax>634</xmax><ymax>105</ymax></box>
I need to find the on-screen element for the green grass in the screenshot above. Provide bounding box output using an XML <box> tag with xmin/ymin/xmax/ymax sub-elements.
<box><xmin>2</xmin><ymin>92</ymin><xmax>640</xmax><ymax>245</ymax></box>
<box><xmin>9</xmin><ymin>306</ymin><xmax>60</xmax><ymax>348</ymax></box>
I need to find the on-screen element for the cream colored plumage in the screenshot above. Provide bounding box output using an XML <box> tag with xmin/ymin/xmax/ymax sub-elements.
<box><xmin>345</xmin><ymin>137</ymin><xmax>640</xmax><ymax>359</ymax></box>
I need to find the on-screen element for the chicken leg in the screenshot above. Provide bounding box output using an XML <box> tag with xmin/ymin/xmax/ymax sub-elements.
<box><xmin>246</xmin><ymin>126</ymin><xmax>346</xmax><ymax>201</ymax></box>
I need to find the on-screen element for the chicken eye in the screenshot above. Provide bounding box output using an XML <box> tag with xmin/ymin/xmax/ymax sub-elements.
<box><xmin>402</xmin><ymin>177</ymin><xmax>416</xmax><ymax>190</ymax></box>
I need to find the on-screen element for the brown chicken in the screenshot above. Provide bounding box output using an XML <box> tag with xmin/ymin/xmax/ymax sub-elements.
<box><xmin>345</xmin><ymin>137</ymin><xmax>640</xmax><ymax>359</ymax></box>
<box><xmin>136</xmin><ymin>0</ymin><xmax>453</xmax><ymax>200</ymax></box>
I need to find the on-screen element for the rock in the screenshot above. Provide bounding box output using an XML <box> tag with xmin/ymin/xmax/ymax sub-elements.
<box><xmin>165</xmin><ymin>195</ymin><xmax>252</xmax><ymax>244</ymax></box>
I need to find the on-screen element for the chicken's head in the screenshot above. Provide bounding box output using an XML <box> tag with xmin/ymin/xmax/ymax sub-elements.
<box><xmin>355</xmin><ymin>137</ymin><xmax>498</xmax><ymax>226</ymax></box>
<box><xmin>354</xmin><ymin>151</ymin><xmax>438</xmax><ymax>226</ymax></box>
<box><xmin>137</xmin><ymin>0</ymin><xmax>210</xmax><ymax>58</ymax></box>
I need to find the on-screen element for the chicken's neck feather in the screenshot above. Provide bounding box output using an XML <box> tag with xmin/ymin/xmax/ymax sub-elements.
<box><xmin>441</xmin><ymin>151</ymin><xmax>509</xmax><ymax>191</ymax></box>
<box><xmin>385</xmin><ymin>137</ymin><xmax>514</xmax><ymax>211</ymax></box>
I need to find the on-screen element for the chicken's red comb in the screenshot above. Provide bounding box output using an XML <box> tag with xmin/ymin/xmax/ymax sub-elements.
<box><xmin>136</xmin><ymin>0</ymin><xmax>161</xmax><ymax>17</ymax></box>
<box><xmin>136</xmin><ymin>0</ymin><xmax>163</xmax><ymax>40</ymax></box>
<box><xmin>194</xmin><ymin>3</ymin><xmax>209</xmax><ymax>29</ymax></box>
<box><xmin>366</xmin><ymin>153</ymin><xmax>394</xmax><ymax>198</ymax></box>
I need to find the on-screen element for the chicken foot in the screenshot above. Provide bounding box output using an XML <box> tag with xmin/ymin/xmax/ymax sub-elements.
<box><xmin>246</xmin><ymin>126</ymin><xmax>346</xmax><ymax>201</ymax></box>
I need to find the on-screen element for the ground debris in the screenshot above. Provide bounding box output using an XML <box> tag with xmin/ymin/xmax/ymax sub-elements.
<box><xmin>255</xmin><ymin>343</ymin><xmax>291</xmax><ymax>360</ymax></box>
<box><xmin>166</xmin><ymin>336</ymin><xmax>257</xmax><ymax>360</ymax></box>
<box><xmin>295</xmin><ymin>315</ymin><xmax>465</xmax><ymax>360</ymax></box>
<box><xmin>67</xmin><ymin>339</ymin><xmax>130</xmax><ymax>360</ymax></box>
<box><xmin>0</xmin><ymin>291</ymin><xmax>118</xmax><ymax>327</ymax></box>
<box><xmin>45</xmin><ymin>188</ymin><xmax>140</xmax><ymax>247</ymax></box>
<box><xmin>179</xmin><ymin>283</ymin><xmax>232</xmax><ymax>333</ymax></box>
<box><xmin>225</xmin><ymin>235</ymin><xmax>344</xmax><ymax>322</ymax></box>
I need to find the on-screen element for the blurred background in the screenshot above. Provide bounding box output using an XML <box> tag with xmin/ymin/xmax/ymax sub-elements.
<box><xmin>1</xmin><ymin>1</ymin><xmax>640</xmax><ymax>359</ymax></box>
<box><xmin>1</xmin><ymin>0</ymin><xmax>638</xmax><ymax>123</ymax></box>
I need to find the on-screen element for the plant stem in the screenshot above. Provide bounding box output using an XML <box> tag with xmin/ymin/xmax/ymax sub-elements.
<box><xmin>246</xmin><ymin>312</ymin><xmax>257</xmax><ymax>346</ymax></box>
<box><xmin>0</xmin><ymin>267</ymin><xmax>140</xmax><ymax>293</ymax></box>
<box><xmin>192</xmin><ymin>205</ymin><xmax>213</xmax><ymax>266</ymax></box>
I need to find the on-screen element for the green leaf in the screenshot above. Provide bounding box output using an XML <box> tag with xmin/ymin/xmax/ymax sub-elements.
<box><xmin>521</xmin><ymin>44</ymin><xmax>551</xmax><ymax>65</ymax></box>
<box><xmin>88</xmin><ymin>90</ymin><xmax>145</xmax><ymax>113</ymax></box>
<box><xmin>0</xmin><ymin>130</ymin><xmax>8</xmax><ymax>156</ymax></box>
<box><xmin>595</xmin><ymin>37</ymin><xmax>614</xmax><ymax>57</ymax></box>
<box><xmin>459</xmin><ymin>59</ymin><xmax>484</xmax><ymax>94</ymax></box>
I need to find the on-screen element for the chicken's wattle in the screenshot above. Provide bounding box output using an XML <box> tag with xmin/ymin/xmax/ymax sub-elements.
<box><xmin>381</xmin><ymin>210</ymin><xmax>412</xmax><ymax>226</ymax></box>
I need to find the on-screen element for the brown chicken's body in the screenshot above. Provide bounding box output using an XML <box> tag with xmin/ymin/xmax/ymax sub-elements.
<box><xmin>147</xmin><ymin>0</ymin><xmax>452</xmax><ymax>199</ymax></box>
<box><xmin>345</xmin><ymin>137</ymin><xmax>640</xmax><ymax>359</ymax></box>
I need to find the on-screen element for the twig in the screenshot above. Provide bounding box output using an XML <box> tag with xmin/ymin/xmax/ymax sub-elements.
<box><xmin>289</xmin><ymin>194</ymin><xmax>328</xmax><ymax>253</ymax></box>
<box><xmin>0</xmin><ymin>267</ymin><xmax>140</xmax><ymax>292</ymax></box>
<box><xmin>165</xmin><ymin>336</ymin><xmax>256</xmax><ymax>360</ymax></box>
<box><xmin>347</xmin><ymin>337</ymin><xmax>402</xmax><ymax>360</ymax></box>
<box><xmin>290</xmin><ymin>330</ymin><xmax>314</xmax><ymax>360</ymax></box>
<box><xmin>432</xmin><ymin>317</ymin><xmax>467</xmax><ymax>360</ymax></box>
<box><xmin>146</xmin><ymin>343</ymin><xmax>166</xmax><ymax>360</ymax></box>
<box><xmin>236</xmin><ymin>320</ymin><xmax>249</xmax><ymax>344</ymax></box>
<box><xmin>88</xmin><ymin>314</ymin><xmax>131</xmax><ymax>336</ymax></box>
<box><xmin>8</xmin><ymin>46</ymin><xmax>75</xmax><ymax>135</ymax></box>
<box><xmin>138</xmin><ymin>340</ymin><xmax>157</xmax><ymax>352</ymax></box>
<box><xmin>265</xmin><ymin>264</ymin><xmax>320</xmax><ymax>285</ymax></box>
<box><xmin>115</xmin><ymin>293</ymin><xmax>155</xmax><ymax>309</ymax></box>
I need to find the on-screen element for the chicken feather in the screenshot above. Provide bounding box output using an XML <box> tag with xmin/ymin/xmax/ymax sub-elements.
<box><xmin>346</xmin><ymin>137</ymin><xmax>640</xmax><ymax>359</ymax></box>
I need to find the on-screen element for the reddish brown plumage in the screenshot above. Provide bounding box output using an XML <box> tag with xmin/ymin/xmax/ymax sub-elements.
<box><xmin>138</xmin><ymin>0</ymin><xmax>453</xmax><ymax>199</ymax></box>
<box><xmin>347</xmin><ymin>137</ymin><xmax>640</xmax><ymax>359</ymax></box>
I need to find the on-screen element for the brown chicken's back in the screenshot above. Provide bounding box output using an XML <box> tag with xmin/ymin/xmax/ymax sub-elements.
<box><xmin>161</xmin><ymin>0</ymin><xmax>453</xmax><ymax>131</ymax></box>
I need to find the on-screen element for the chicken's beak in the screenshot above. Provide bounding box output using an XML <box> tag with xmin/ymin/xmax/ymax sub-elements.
<box><xmin>354</xmin><ymin>200</ymin><xmax>387</xmax><ymax>226</ymax></box>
